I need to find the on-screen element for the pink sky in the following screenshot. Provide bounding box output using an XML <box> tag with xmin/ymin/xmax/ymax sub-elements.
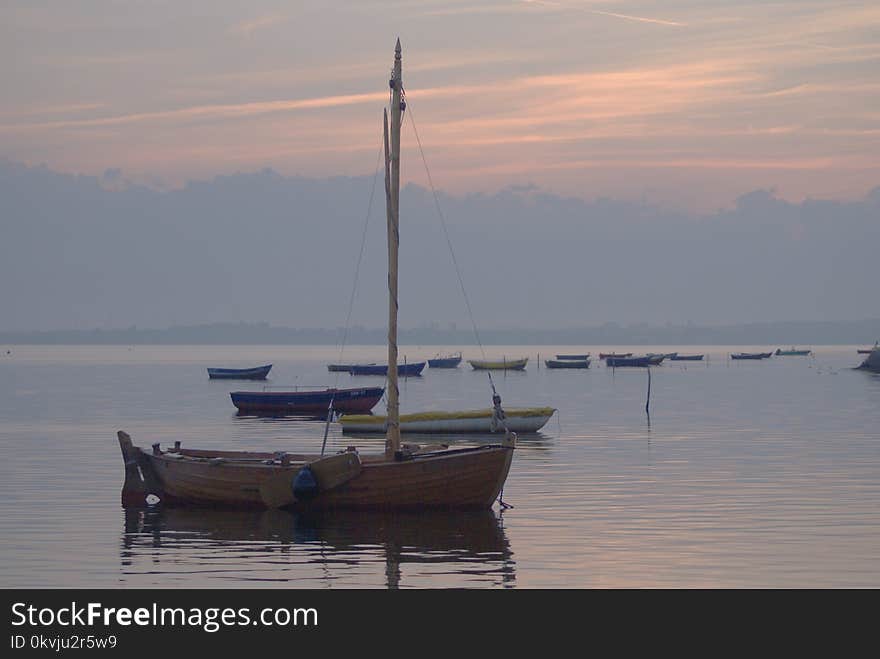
<box><xmin>2</xmin><ymin>0</ymin><xmax>879</xmax><ymax>210</ymax></box>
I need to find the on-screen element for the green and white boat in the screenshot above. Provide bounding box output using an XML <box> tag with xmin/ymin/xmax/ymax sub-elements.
<box><xmin>339</xmin><ymin>407</ymin><xmax>556</xmax><ymax>434</ymax></box>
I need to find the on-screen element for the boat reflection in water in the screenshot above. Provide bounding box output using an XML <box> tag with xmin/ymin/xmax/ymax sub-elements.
<box><xmin>121</xmin><ymin>507</ymin><xmax>515</xmax><ymax>589</ymax></box>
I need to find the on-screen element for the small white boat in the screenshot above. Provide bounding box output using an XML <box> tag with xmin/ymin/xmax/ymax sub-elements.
<box><xmin>339</xmin><ymin>407</ymin><xmax>556</xmax><ymax>434</ymax></box>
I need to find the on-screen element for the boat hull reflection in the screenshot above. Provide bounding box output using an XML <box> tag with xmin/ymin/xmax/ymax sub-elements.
<box><xmin>121</xmin><ymin>507</ymin><xmax>515</xmax><ymax>588</ymax></box>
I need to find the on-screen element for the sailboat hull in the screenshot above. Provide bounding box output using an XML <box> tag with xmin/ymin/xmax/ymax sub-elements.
<box><xmin>299</xmin><ymin>447</ymin><xmax>514</xmax><ymax>510</ymax></box>
<box><xmin>349</xmin><ymin>362</ymin><xmax>426</xmax><ymax>376</ymax></box>
<box><xmin>340</xmin><ymin>407</ymin><xmax>555</xmax><ymax>433</ymax></box>
<box><xmin>427</xmin><ymin>356</ymin><xmax>462</xmax><ymax>368</ymax></box>
<box><xmin>230</xmin><ymin>387</ymin><xmax>384</xmax><ymax>415</ymax></box>
<box><xmin>119</xmin><ymin>432</ymin><xmax>513</xmax><ymax>511</ymax></box>
<box><xmin>468</xmin><ymin>358</ymin><xmax>528</xmax><ymax>371</ymax></box>
<box><xmin>544</xmin><ymin>359</ymin><xmax>590</xmax><ymax>369</ymax></box>
<box><xmin>730</xmin><ymin>352</ymin><xmax>773</xmax><ymax>360</ymax></box>
<box><xmin>207</xmin><ymin>365</ymin><xmax>273</xmax><ymax>380</ymax></box>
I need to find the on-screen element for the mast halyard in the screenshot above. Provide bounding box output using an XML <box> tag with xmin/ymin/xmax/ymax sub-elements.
<box><xmin>385</xmin><ymin>39</ymin><xmax>403</xmax><ymax>458</ymax></box>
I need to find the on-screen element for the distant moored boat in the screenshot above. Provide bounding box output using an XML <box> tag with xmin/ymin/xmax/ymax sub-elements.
<box><xmin>340</xmin><ymin>407</ymin><xmax>556</xmax><ymax>434</ymax></box>
<box><xmin>427</xmin><ymin>353</ymin><xmax>462</xmax><ymax>368</ymax></box>
<box><xmin>605</xmin><ymin>356</ymin><xmax>652</xmax><ymax>367</ymax></box>
<box><xmin>468</xmin><ymin>358</ymin><xmax>528</xmax><ymax>371</ymax></box>
<box><xmin>349</xmin><ymin>362</ymin><xmax>426</xmax><ymax>376</ymax></box>
<box><xmin>230</xmin><ymin>386</ymin><xmax>384</xmax><ymax>416</ymax></box>
<box><xmin>545</xmin><ymin>358</ymin><xmax>590</xmax><ymax>369</ymax></box>
<box><xmin>327</xmin><ymin>363</ymin><xmax>375</xmax><ymax>372</ymax></box>
<box><xmin>670</xmin><ymin>354</ymin><xmax>704</xmax><ymax>361</ymax></box>
<box><xmin>599</xmin><ymin>352</ymin><xmax>632</xmax><ymax>359</ymax></box>
<box><xmin>775</xmin><ymin>347</ymin><xmax>812</xmax><ymax>356</ymax></box>
<box><xmin>207</xmin><ymin>364</ymin><xmax>272</xmax><ymax>380</ymax></box>
<box><xmin>856</xmin><ymin>347</ymin><xmax>880</xmax><ymax>372</ymax></box>
<box><xmin>730</xmin><ymin>352</ymin><xmax>773</xmax><ymax>360</ymax></box>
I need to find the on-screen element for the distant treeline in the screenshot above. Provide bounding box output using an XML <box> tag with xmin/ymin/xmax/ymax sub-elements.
<box><xmin>2</xmin><ymin>319</ymin><xmax>878</xmax><ymax>346</ymax></box>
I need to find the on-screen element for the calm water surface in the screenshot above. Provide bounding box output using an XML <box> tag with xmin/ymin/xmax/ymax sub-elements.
<box><xmin>1</xmin><ymin>344</ymin><xmax>878</xmax><ymax>588</ymax></box>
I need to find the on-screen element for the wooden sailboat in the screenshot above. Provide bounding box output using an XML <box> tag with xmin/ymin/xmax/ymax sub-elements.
<box><xmin>117</xmin><ymin>40</ymin><xmax>515</xmax><ymax>511</ymax></box>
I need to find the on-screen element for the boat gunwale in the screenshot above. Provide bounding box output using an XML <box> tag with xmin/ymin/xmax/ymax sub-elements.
<box><xmin>141</xmin><ymin>441</ymin><xmax>513</xmax><ymax>471</ymax></box>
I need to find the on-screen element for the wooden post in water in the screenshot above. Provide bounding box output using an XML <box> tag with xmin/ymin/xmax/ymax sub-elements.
<box><xmin>645</xmin><ymin>366</ymin><xmax>652</xmax><ymax>417</ymax></box>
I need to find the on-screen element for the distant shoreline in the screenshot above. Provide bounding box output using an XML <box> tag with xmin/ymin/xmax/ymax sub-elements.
<box><xmin>2</xmin><ymin>319</ymin><xmax>878</xmax><ymax>346</ymax></box>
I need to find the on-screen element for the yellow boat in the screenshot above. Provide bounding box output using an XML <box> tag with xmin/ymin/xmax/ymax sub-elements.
<box><xmin>468</xmin><ymin>357</ymin><xmax>528</xmax><ymax>371</ymax></box>
<box><xmin>340</xmin><ymin>407</ymin><xmax>556</xmax><ymax>434</ymax></box>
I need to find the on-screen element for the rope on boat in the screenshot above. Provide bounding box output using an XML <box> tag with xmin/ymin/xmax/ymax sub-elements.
<box><xmin>407</xmin><ymin>97</ymin><xmax>516</xmax><ymax>510</ymax></box>
<box><xmin>490</xmin><ymin>386</ymin><xmax>515</xmax><ymax>510</ymax></box>
<box><xmin>407</xmin><ymin>98</ymin><xmax>517</xmax><ymax>502</ymax></box>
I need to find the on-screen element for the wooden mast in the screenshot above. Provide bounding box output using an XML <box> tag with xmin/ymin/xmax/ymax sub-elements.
<box><xmin>385</xmin><ymin>39</ymin><xmax>403</xmax><ymax>458</ymax></box>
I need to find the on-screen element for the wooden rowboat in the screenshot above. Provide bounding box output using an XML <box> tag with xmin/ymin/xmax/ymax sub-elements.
<box><xmin>730</xmin><ymin>352</ymin><xmax>773</xmax><ymax>360</ymax></box>
<box><xmin>427</xmin><ymin>353</ymin><xmax>462</xmax><ymax>368</ymax></box>
<box><xmin>605</xmin><ymin>356</ymin><xmax>651</xmax><ymax>367</ymax></box>
<box><xmin>339</xmin><ymin>407</ymin><xmax>556</xmax><ymax>434</ymax></box>
<box><xmin>468</xmin><ymin>358</ymin><xmax>528</xmax><ymax>371</ymax></box>
<box><xmin>207</xmin><ymin>364</ymin><xmax>272</xmax><ymax>380</ymax></box>
<box><xmin>544</xmin><ymin>358</ymin><xmax>590</xmax><ymax>369</ymax></box>
<box><xmin>599</xmin><ymin>352</ymin><xmax>631</xmax><ymax>359</ymax></box>
<box><xmin>647</xmin><ymin>352</ymin><xmax>677</xmax><ymax>360</ymax></box>
<box><xmin>328</xmin><ymin>363</ymin><xmax>375</xmax><ymax>372</ymax></box>
<box><xmin>230</xmin><ymin>386</ymin><xmax>384</xmax><ymax>416</ymax></box>
<box><xmin>349</xmin><ymin>361</ymin><xmax>426</xmax><ymax>376</ymax></box>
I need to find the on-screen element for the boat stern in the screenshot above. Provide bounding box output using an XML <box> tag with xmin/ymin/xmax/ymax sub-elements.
<box><xmin>118</xmin><ymin>430</ymin><xmax>165</xmax><ymax>507</ymax></box>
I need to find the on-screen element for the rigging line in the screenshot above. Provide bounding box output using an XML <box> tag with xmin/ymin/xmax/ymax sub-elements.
<box><xmin>404</xmin><ymin>102</ymin><xmax>487</xmax><ymax>363</ymax></box>
<box><xmin>332</xmin><ymin>121</ymin><xmax>385</xmax><ymax>389</ymax></box>
<box><xmin>407</xmin><ymin>97</ymin><xmax>510</xmax><ymax>467</ymax></box>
